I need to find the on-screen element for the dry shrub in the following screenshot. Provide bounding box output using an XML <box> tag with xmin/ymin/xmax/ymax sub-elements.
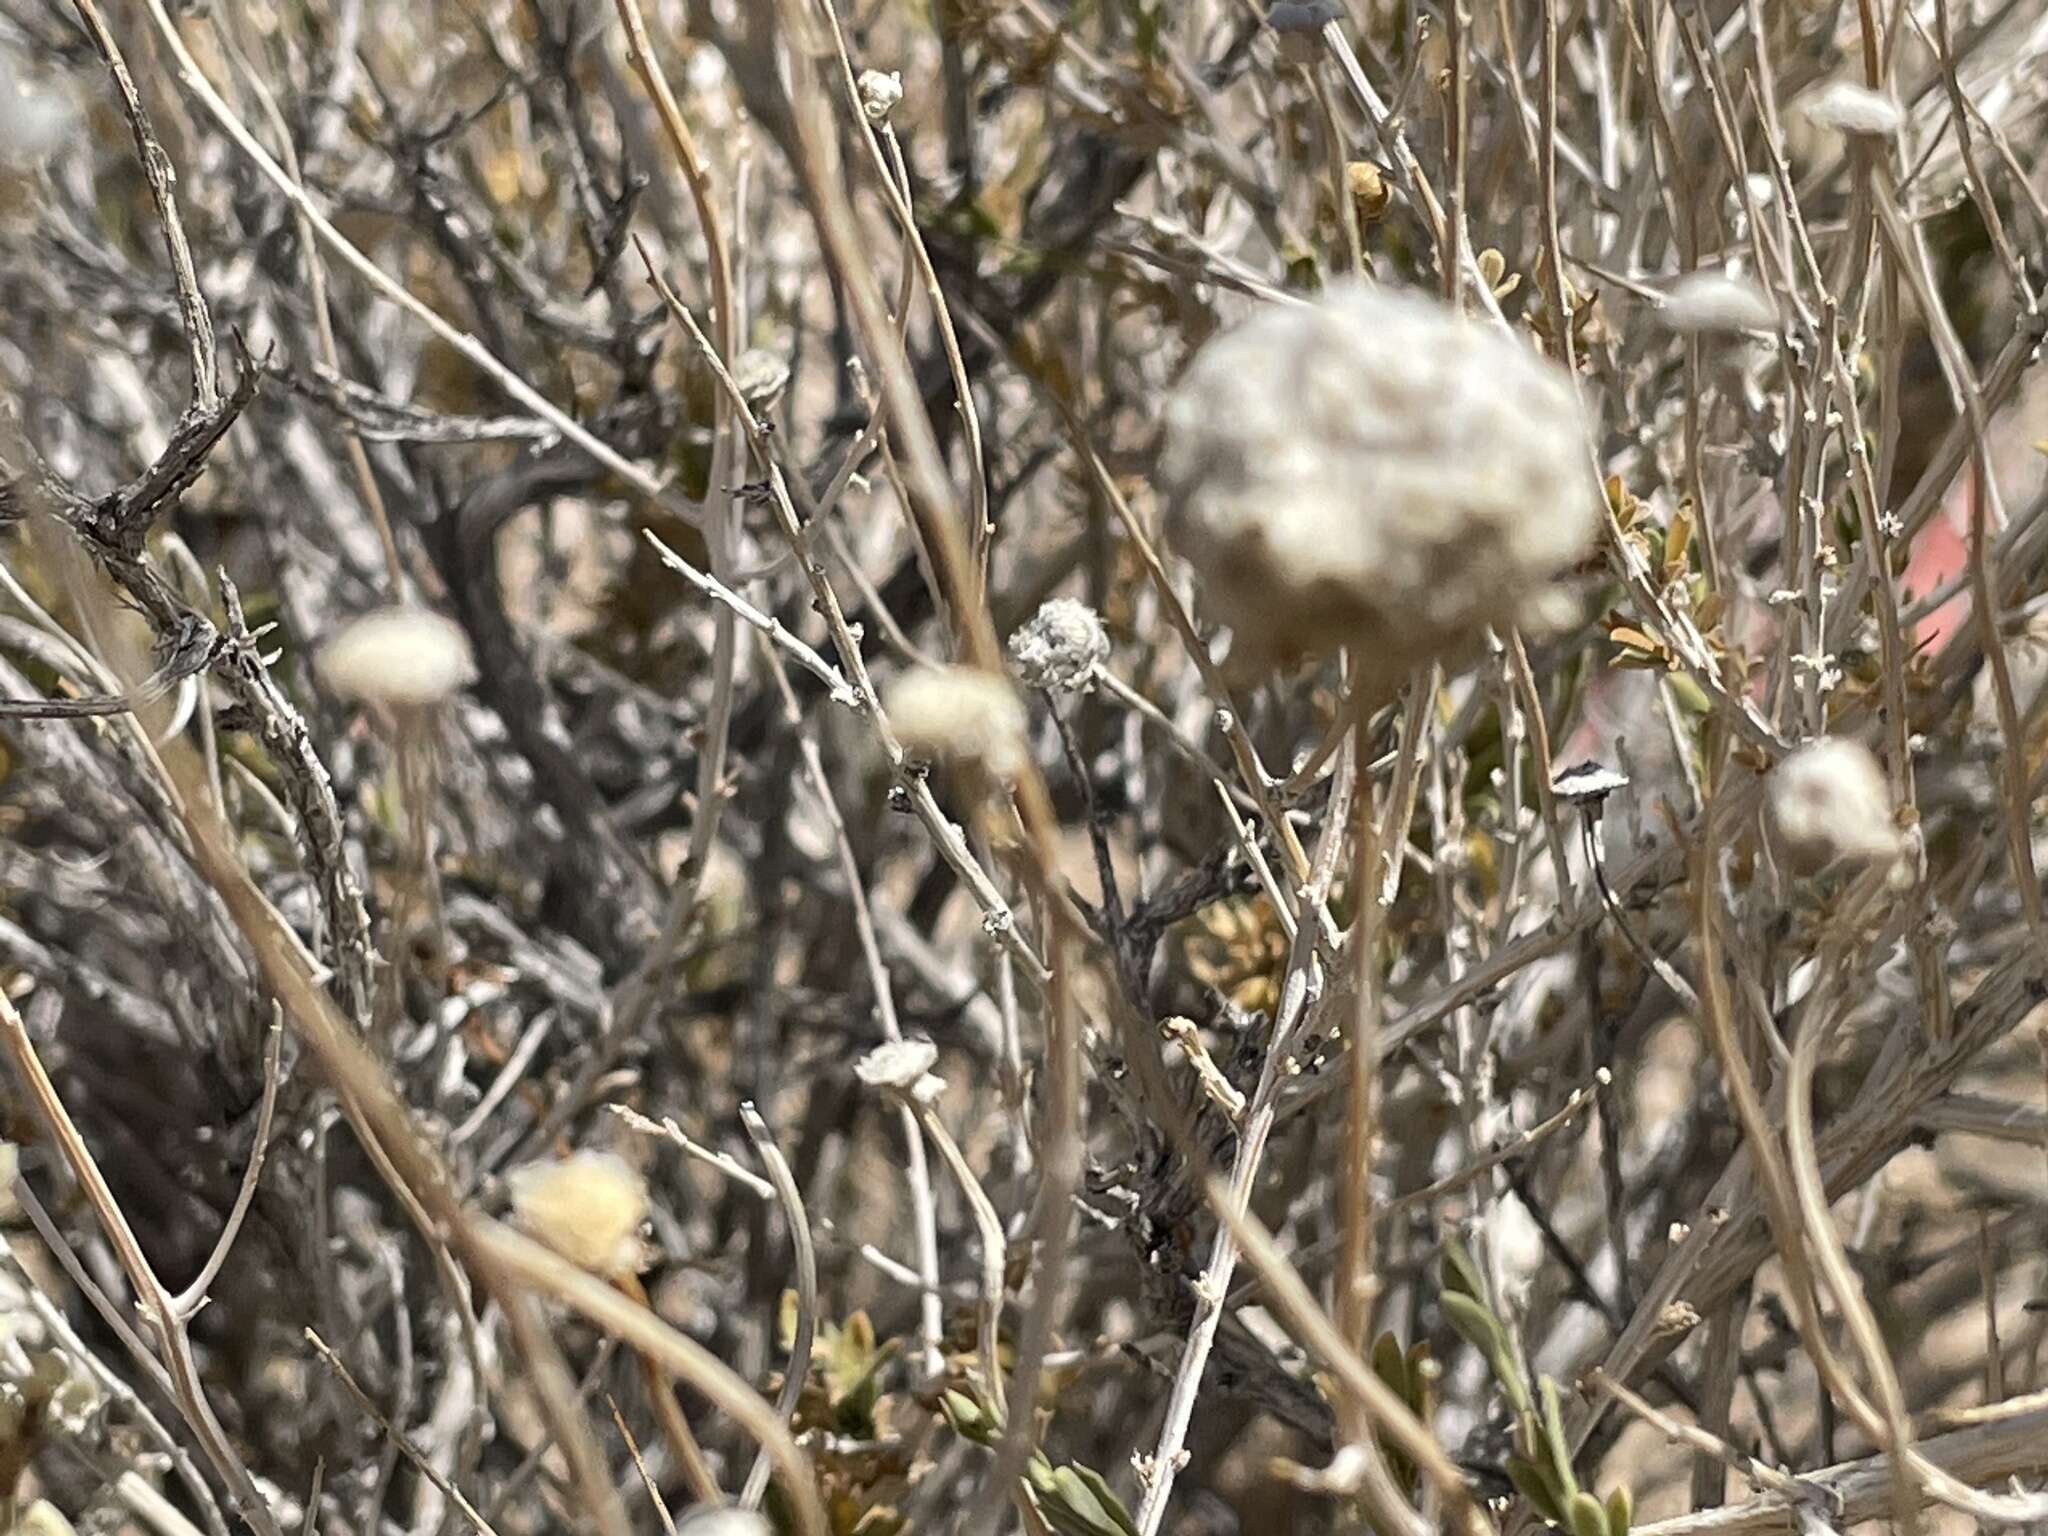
<box><xmin>1</xmin><ymin>1</ymin><xmax>2046</xmax><ymax>1534</ymax></box>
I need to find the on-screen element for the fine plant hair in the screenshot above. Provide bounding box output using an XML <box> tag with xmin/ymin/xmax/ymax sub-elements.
<box><xmin>2</xmin><ymin>0</ymin><xmax>2048</xmax><ymax>1535</ymax></box>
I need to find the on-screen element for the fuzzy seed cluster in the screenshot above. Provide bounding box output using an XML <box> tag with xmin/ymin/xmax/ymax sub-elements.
<box><xmin>506</xmin><ymin>1150</ymin><xmax>650</xmax><ymax>1278</ymax></box>
<box><xmin>885</xmin><ymin>666</ymin><xmax>1029</xmax><ymax>779</ymax></box>
<box><xmin>1158</xmin><ymin>282</ymin><xmax>1598</xmax><ymax>685</ymax></box>
<box><xmin>318</xmin><ymin>606</ymin><xmax>478</xmax><ymax>707</ymax></box>
<box><xmin>1009</xmin><ymin>598</ymin><xmax>1110</xmax><ymax>693</ymax></box>
<box><xmin>1768</xmin><ymin>737</ymin><xmax>1904</xmax><ymax>873</ymax></box>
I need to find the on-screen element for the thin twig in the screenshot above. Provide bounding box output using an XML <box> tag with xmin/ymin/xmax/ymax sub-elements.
<box><xmin>737</xmin><ymin>1101</ymin><xmax>818</xmax><ymax>1511</ymax></box>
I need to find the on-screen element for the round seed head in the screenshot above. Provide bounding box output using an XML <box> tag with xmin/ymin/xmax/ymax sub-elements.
<box><xmin>1802</xmin><ymin>81</ymin><xmax>1902</xmax><ymax>137</ymax></box>
<box><xmin>0</xmin><ymin>46</ymin><xmax>75</xmax><ymax>168</ymax></box>
<box><xmin>1768</xmin><ymin>737</ymin><xmax>1904</xmax><ymax>873</ymax></box>
<box><xmin>1159</xmin><ymin>282</ymin><xmax>1599</xmax><ymax>687</ymax></box>
<box><xmin>318</xmin><ymin>606</ymin><xmax>477</xmax><ymax>707</ymax></box>
<box><xmin>1661</xmin><ymin>271</ymin><xmax>1776</xmax><ymax>334</ymax></box>
<box><xmin>857</xmin><ymin>69</ymin><xmax>904</xmax><ymax>123</ymax></box>
<box><xmin>506</xmin><ymin>1151</ymin><xmax>650</xmax><ymax>1278</ymax></box>
<box><xmin>855</xmin><ymin>1037</ymin><xmax>939</xmax><ymax>1093</ymax></box>
<box><xmin>1009</xmin><ymin>598</ymin><xmax>1110</xmax><ymax>693</ymax></box>
<box><xmin>886</xmin><ymin>666</ymin><xmax>1029</xmax><ymax>779</ymax></box>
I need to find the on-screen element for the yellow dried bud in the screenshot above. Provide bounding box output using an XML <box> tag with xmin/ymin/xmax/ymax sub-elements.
<box><xmin>1345</xmin><ymin>161</ymin><xmax>1391</xmax><ymax>225</ymax></box>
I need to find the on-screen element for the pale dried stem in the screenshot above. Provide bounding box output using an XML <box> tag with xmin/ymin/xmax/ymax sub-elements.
<box><xmin>1631</xmin><ymin>1403</ymin><xmax>2048</xmax><ymax>1536</ymax></box>
<box><xmin>0</xmin><ymin>990</ymin><xmax>284</xmax><ymax>1536</ymax></box>
<box><xmin>1131</xmin><ymin>741</ymin><xmax>1357</xmax><ymax>1534</ymax></box>
<box><xmin>736</xmin><ymin>1101</ymin><xmax>817</xmax><ymax>1511</ymax></box>
<box><xmin>758</xmin><ymin>635</ymin><xmax>946</xmax><ymax>1369</ymax></box>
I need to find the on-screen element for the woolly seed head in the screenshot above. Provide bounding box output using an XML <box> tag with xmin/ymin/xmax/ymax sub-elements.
<box><xmin>1769</xmin><ymin>737</ymin><xmax>1903</xmax><ymax>873</ymax></box>
<box><xmin>1009</xmin><ymin>598</ymin><xmax>1110</xmax><ymax>693</ymax></box>
<box><xmin>1661</xmin><ymin>272</ymin><xmax>1776</xmax><ymax>334</ymax></box>
<box><xmin>731</xmin><ymin>349</ymin><xmax>790</xmax><ymax>412</ymax></box>
<box><xmin>0</xmin><ymin>47</ymin><xmax>75</xmax><ymax>168</ymax></box>
<box><xmin>318</xmin><ymin>606</ymin><xmax>477</xmax><ymax>707</ymax></box>
<box><xmin>1159</xmin><ymin>282</ymin><xmax>1598</xmax><ymax>683</ymax></box>
<box><xmin>886</xmin><ymin>666</ymin><xmax>1029</xmax><ymax>779</ymax></box>
<box><xmin>676</xmin><ymin>1510</ymin><xmax>771</xmax><ymax>1536</ymax></box>
<box><xmin>506</xmin><ymin>1150</ymin><xmax>649</xmax><ymax>1278</ymax></box>
<box><xmin>1802</xmin><ymin>81</ymin><xmax>1902</xmax><ymax>137</ymax></box>
<box><xmin>857</xmin><ymin>69</ymin><xmax>903</xmax><ymax>123</ymax></box>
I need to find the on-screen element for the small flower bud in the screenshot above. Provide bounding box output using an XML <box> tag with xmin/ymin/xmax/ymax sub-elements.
<box><xmin>1345</xmin><ymin>161</ymin><xmax>1392</xmax><ymax>225</ymax></box>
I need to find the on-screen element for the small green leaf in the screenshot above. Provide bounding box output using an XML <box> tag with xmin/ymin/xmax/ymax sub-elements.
<box><xmin>1606</xmin><ymin>1484</ymin><xmax>1634</xmax><ymax>1536</ymax></box>
<box><xmin>1568</xmin><ymin>1491</ymin><xmax>1609</xmax><ymax>1536</ymax></box>
<box><xmin>1066</xmin><ymin>1463</ymin><xmax>1140</xmax><ymax>1536</ymax></box>
<box><xmin>1440</xmin><ymin>1290</ymin><xmax>1505</xmax><ymax>1357</ymax></box>
<box><xmin>1668</xmin><ymin>673</ymin><xmax>1712</xmax><ymax>714</ymax></box>
<box><xmin>1371</xmin><ymin>1331</ymin><xmax>1410</xmax><ymax>1399</ymax></box>
<box><xmin>1506</xmin><ymin>1455</ymin><xmax>1566</xmax><ymax>1522</ymax></box>
<box><xmin>940</xmin><ymin>1389</ymin><xmax>991</xmax><ymax>1442</ymax></box>
<box><xmin>1440</xmin><ymin>1240</ymin><xmax>1489</xmax><ymax>1301</ymax></box>
<box><xmin>1046</xmin><ymin>1465</ymin><xmax>1135</xmax><ymax>1536</ymax></box>
<box><xmin>1540</xmin><ymin>1377</ymin><xmax>1579</xmax><ymax>1502</ymax></box>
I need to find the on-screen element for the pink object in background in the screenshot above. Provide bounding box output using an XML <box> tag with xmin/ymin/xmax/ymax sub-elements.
<box><xmin>1906</xmin><ymin>496</ymin><xmax>1973</xmax><ymax>656</ymax></box>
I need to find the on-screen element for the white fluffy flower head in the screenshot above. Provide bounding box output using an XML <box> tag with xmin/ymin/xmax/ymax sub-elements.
<box><xmin>1159</xmin><ymin>283</ymin><xmax>1598</xmax><ymax>683</ymax></box>
<box><xmin>0</xmin><ymin>45</ymin><xmax>75</xmax><ymax>168</ymax></box>
<box><xmin>1661</xmin><ymin>272</ymin><xmax>1776</xmax><ymax>334</ymax></box>
<box><xmin>1009</xmin><ymin>598</ymin><xmax>1110</xmax><ymax>693</ymax></box>
<box><xmin>506</xmin><ymin>1151</ymin><xmax>649</xmax><ymax>1277</ymax></box>
<box><xmin>1802</xmin><ymin>81</ymin><xmax>1902</xmax><ymax>137</ymax></box>
<box><xmin>886</xmin><ymin>666</ymin><xmax>1029</xmax><ymax>779</ymax></box>
<box><xmin>676</xmin><ymin>1509</ymin><xmax>771</xmax><ymax>1536</ymax></box>
<box><xmin>318</xmin><ymin>606</ymin><xmax>477</xmax><ymax>707</ymax></box>
<box><xmin>1769</xmin><ymin>737</ymin><xmax>1904</xmax><ymax>873</ymax></box>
